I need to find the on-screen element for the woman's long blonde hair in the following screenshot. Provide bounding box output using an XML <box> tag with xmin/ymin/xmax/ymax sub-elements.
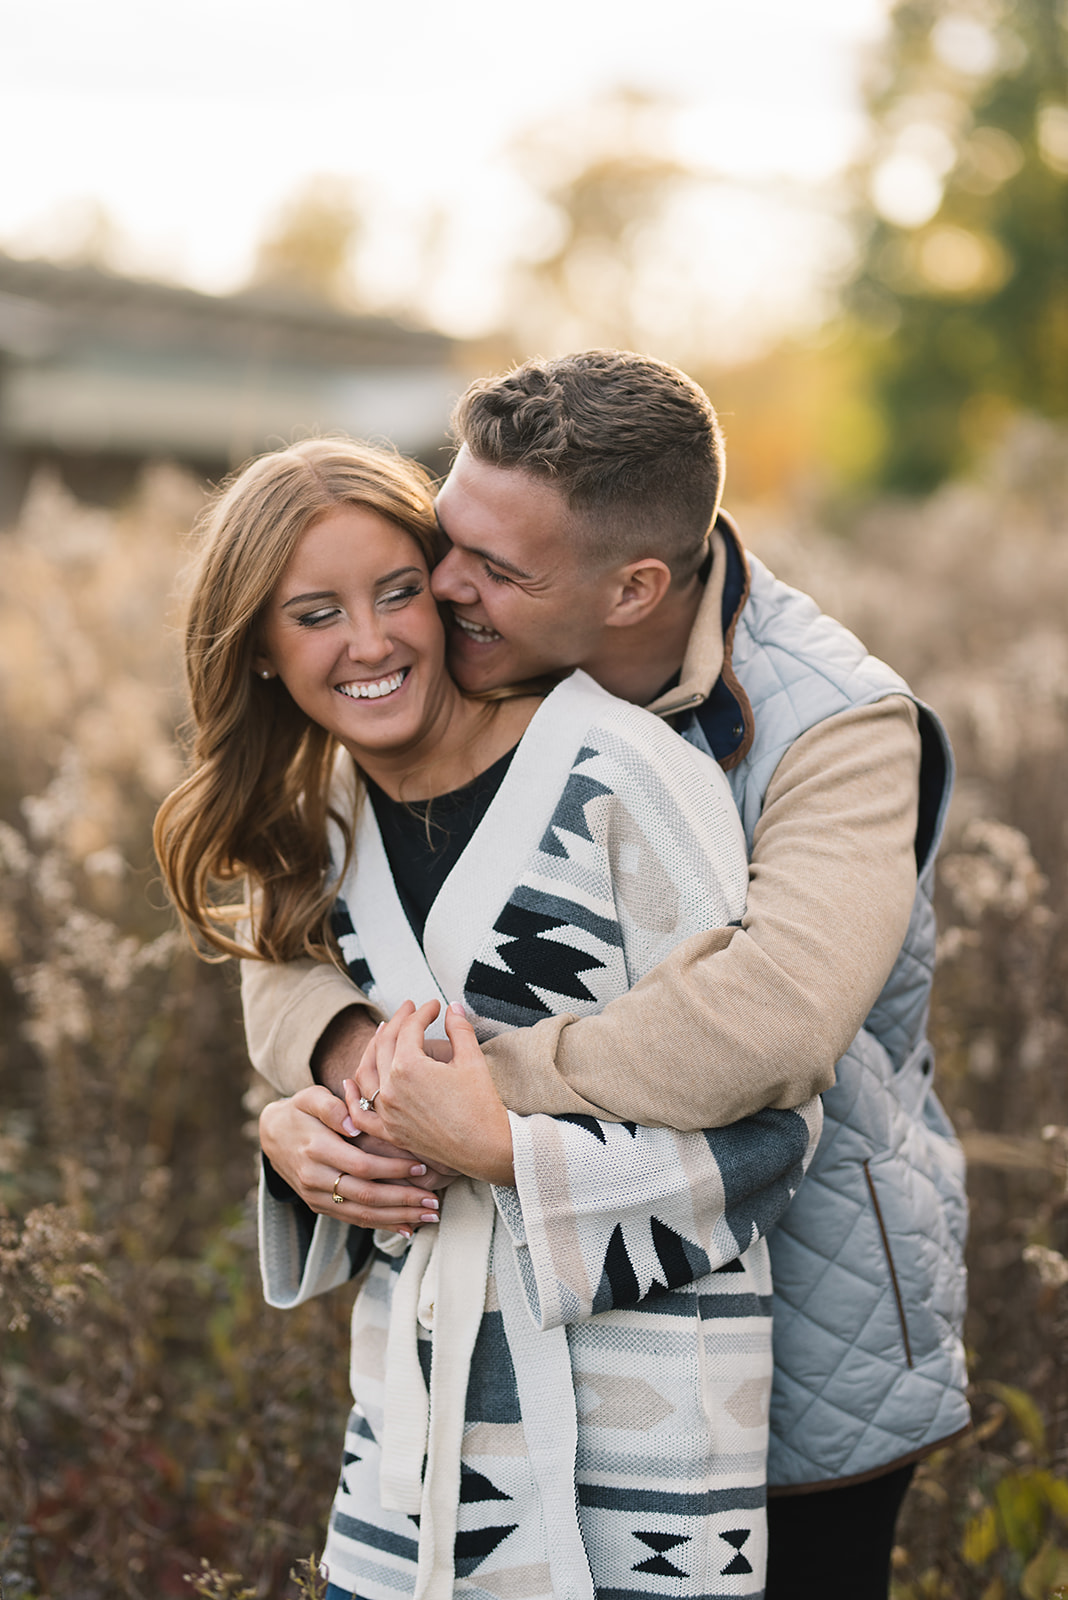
<box><xmin>154</xmin><ymin>438</ymin><xmax>442</xmax><ymax>963</ymax></box>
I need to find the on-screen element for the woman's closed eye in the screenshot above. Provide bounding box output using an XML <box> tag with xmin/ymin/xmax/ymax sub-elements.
<box><xmin>379</xmin><ymin>582</ymin><xmax>425</xmax><ymax>607</ymax></box>
<box><xmin>295</xmin><ymin>606</ymin><xmax>342</xmax><ymax>628</ymax></box>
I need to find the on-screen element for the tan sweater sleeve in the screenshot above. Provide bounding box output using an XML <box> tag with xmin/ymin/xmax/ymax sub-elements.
<box><xmin>480</xmin><ymin>696</ymin><xmax>921</xmax><ymax>1128</ymax></box>
<box><xmin>240</xmin><ymin>953</ymin><xmax>380</xmax><ymax>1096</ymax></box>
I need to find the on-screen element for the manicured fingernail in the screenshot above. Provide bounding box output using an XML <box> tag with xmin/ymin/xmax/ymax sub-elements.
<box><xmin>342</xmin><ymin>1117</ymin><xmax>357</xmax><ymax>1136</ymax></box>
<box><xmin>420</xmin><ymin>1196</ymin><xmax>438</xmax><ymax>1209</ymax></box>
<box><xmin>399</xmin><ymin>1228</ymin><xmax>412</xmax><ymax>1239</ymax></box>
<box><xmin>410</xmin><ymin>1164</ymin><xmax>427</xmax><ymax>1176</ymax></box>
<box><xmin>420</xmin><ymin>1213</ymin><xmax>439</xmax><ymax>1223</ymax></box>
<box><xmin>449</xmin><ymin>1001</ymin><xmax>466</xmax><ymax>1017</ymax></box>
<box><xmin>375</xmin><ymin>1021</ymin><xmax>384</xmax><ymax>1034</ymax></box>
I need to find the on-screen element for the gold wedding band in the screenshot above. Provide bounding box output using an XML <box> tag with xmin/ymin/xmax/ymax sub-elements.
<box><xmin>332</xmin><ymin>1172</ymin><xmax>345</xmax><ymax>1205</ymax></box>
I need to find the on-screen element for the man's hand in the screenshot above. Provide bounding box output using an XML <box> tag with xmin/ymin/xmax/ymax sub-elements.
<box><xmin>259</xmin><ymin>1086</ymin><xmax>453</xmax><ymax>1234</ymax></box>
<box><xmin>311</xmin><ymin>1006</ymin><xmax>381</xmax><ymax>1098</ymax></box>
<box><xmin>348</xmin><ymin>1002</ymin><xmax>515</xmax><ymax>1186</ymax></box>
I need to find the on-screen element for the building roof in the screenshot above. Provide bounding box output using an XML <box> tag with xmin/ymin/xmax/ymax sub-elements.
<box><xmin>0</xmin><ymin>254</ymin><xmax>460</xmax><ymax>463</ymax></box>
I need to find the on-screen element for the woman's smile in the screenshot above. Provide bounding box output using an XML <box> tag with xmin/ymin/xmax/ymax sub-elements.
<box><xmin>336</xmin><ymin>667</ymin><xmax>410</xmax><ymax>701</ymax></box>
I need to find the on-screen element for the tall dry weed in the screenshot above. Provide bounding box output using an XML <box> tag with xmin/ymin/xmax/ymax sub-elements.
<box><xmin>0</xmin><ymin>425</ymin><xmax>1066</xmax><ymax>1596</ymax></box>
<box><xmin>0</xmin><ymin>470</ymin><xmax>353</xmax><ymax>1599</ymax></box>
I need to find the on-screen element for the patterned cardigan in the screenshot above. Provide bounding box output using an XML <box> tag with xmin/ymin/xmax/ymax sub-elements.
<box><xmin>259</xmin><ymin>672</ymin><xmax>822</xmax><ymax>1600</ymax></box>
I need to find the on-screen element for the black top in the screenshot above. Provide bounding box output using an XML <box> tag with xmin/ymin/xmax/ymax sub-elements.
<box><xmin>365</xmin><ymin>744</ymin><xmax>518</xmax><ymax>943</ymax></box>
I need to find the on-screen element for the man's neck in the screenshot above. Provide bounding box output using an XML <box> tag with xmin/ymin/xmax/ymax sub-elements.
<box><xmin>580</xmin><ymin>574</ymin><xmax>705</xmax><ymax>705</ymax></box>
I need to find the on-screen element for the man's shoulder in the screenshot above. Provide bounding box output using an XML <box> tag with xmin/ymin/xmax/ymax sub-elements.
<box><xmin>735</xmin><ymin>555</ymin><xmax>909</xmax><ymax>703</ymax></box>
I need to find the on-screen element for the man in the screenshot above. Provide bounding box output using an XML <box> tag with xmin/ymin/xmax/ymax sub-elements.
<box><xmin>248</xmin><ymin>351</ymin><xmax>967</xmax><ymax>1599</ymax></box>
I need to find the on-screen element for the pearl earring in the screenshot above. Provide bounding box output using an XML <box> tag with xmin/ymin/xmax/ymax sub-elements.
<box><xmin>260</xmin><ymin>670</ymin><xmax>271</xmax><ymax>679</ymax></box>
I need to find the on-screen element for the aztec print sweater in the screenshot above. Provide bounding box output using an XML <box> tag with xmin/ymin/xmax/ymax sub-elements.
<box><xmin>259</xmin><ymin>672</ymin><xmax>822</xmax><ymax>1600</ymax></box>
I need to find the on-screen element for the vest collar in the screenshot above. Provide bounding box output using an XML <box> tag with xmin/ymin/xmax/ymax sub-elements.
<box><xmin>644</xmin><ymin>510</ymin><xmax>755</xmax><ymax>770</ymax></box>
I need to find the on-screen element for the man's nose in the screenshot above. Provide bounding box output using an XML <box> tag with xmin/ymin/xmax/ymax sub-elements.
<box><xmin>431</xmin><ymin>548</ymin><xmax>479</xmax><ymax>604</ymax></box>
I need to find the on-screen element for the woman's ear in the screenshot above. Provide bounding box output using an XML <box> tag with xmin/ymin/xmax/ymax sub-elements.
<box><xmin>251</xmin><ymin>650</ymin><xmax>276</xmax><ymax>680</ymax></box>
<box><xmin>604</xmin><ymin>558</ymin><xmax>673</xmax><ymax>629</ymax></box>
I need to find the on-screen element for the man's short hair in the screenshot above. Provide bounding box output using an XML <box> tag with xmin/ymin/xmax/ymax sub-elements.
<box><xmin>451</xmin><ymin>350</ymin><xmax>725</xmax><ymax>583</ymax></box>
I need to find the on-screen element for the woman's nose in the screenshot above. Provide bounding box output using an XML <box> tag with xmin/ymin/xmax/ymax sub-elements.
<box><xmin>347</xmin><ymin>619</ymin><xmax>392</xmax><ymax>664</ymax></box>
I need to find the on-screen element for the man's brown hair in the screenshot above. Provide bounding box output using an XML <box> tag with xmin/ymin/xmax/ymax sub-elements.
<box><xmin>452</xmin><ymin>349</ymin><xmax>725</xmax><ymax>583</ymax></box>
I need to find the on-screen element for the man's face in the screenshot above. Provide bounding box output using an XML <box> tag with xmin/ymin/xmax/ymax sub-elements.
<box><xmin>432</xmin><ymin>447</ymin><xmax>622</xmax><ymax>693</ymax></box>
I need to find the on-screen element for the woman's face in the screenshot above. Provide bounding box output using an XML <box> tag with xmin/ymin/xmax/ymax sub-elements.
<box><xmin>254</xmin><ymin>504</ymin><xmax>451</xmax><ymax>762</ymax></box>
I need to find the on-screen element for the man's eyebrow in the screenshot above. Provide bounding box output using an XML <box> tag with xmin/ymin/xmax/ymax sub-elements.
<box><xmin>460</xmin><ymin>541</ymin><xmax>535</xmax><ymax>581</ymax></box>
<box><xmin>476</xmin><ymin>548</ymin><xmax>534</xmax><ymax>579</ymax></box>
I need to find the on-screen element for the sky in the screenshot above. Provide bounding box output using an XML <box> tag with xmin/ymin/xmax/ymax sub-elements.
<box><xmin>0</xmin><ymin>0</ymin><xmax>890</xmax><ymax>358</ymax></box>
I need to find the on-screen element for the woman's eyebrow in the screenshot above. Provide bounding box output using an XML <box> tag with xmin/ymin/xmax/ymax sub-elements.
<box><xmin>282</xmin><ymin>590</ymin><xmax>338</xmax><ymax>608</ymax></box>
<box><xmin>375</xmin><ymin>566</ymin><xmax>423</xmax><ymax>585</ymax></box>
<box><xmin>280</xmin><ymin>569</ymin><xmax>422</xmax><ymax>609</ymax></box>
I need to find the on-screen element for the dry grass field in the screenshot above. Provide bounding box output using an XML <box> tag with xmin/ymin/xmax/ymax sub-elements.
<box><xmin>1</xmin><ymin>427</ymin><xmax>1066</xmax><ymax>1597</ymax></box>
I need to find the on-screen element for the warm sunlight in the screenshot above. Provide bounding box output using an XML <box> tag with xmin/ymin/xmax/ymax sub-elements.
<box><xmin>1</xmin><ymin>0</ymin><xmax>888</xmax><ymax>353</ymax></box>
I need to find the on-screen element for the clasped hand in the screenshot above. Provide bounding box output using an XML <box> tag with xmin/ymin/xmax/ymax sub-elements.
<box><xmin>346</xmin><ymin>999</ymin><xmax>515</xmax><ymax>1188</ymax></box>
<box><xmin>259</xmin><ymin>999</ymin><xmax>513</xmax><ymax>1236</ymax></box>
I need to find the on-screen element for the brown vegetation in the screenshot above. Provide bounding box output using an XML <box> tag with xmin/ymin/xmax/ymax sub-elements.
<box><xmin>1</xmin><ymin>427</ymin><xmax>1066</xmax><ymax>1596</ymax></box>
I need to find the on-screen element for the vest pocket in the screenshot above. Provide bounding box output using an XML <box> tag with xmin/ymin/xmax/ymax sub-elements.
<box><xmin>863</xmin><ymin>1159</ymin><xmax>913</xmax><ymax>1369</ymax></box>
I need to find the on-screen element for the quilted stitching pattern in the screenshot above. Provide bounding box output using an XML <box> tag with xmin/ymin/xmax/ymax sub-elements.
<box><xmin>714</xmin><ymin>556</ymin><xmax>969</xmax><ymax>1487</ymax></box>
<box><xmin>767</xmin><ymin>1030</ymin><xmax>968</xmax><ymax>1484</ymax></box>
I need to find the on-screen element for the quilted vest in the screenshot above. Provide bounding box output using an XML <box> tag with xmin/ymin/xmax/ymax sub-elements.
<box><xmin>684</xmin><ymin>551</ymin><xmax>969</xmax><ymax>1491</ymax></box>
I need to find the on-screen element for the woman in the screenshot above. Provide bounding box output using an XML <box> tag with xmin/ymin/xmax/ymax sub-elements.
<box><xmin>155</xmin><ymin>439</ymin><xmax>821</xmax><ymax>1600</ymax></box>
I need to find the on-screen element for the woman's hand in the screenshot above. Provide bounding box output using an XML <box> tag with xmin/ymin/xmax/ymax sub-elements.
<box><xmin>347</xmin><ymin>1002</ymin><xmax>515</xmax><ymax>1186</ymax></box>
<box><xmin>259</xmin><ymin>1085</ymin><xmax>453</xmax><ymax>1233</ymax></box>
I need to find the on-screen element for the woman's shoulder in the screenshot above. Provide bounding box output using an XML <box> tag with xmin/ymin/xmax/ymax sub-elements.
<box><xmin>559</xmin><ymin>670</ymin><xmax>722</xmax><ymax>775</ymax></box>
<box><xmin>541</xmin><ymin>669</ymin><xmax>680</xmax><ymax>740</ymax></box>
<box><xmin>529</xmin><ymin>672</ymin><xmax>739</xmax><ymax>847</ymax></box>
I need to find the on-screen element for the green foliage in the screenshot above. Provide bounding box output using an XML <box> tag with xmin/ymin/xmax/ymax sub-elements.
<box><xmin>890</xmin><ymin>1394</ymin><xmax>1068</xmax><ymax>1598</ymax></box>
<box><xmin>848</xmin><ymin>0</ymin><xmax>1068</xmax><ymax>490</ymax></box>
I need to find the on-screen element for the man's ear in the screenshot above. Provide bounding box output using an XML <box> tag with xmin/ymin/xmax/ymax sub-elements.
<box><xmin>603</xmin><ymin>558</ymin><xmax>673</xmax><ymax>629</ymax></box>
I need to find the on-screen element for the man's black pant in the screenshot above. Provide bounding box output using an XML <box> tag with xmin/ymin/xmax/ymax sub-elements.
<box><xmin>765</xmin><ymin>1463</ymin><xmax>915</xmax><ymax>1599</ymax></box>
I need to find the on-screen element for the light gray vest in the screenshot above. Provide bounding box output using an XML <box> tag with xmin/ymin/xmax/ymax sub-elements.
<box><xmin>686</xmin><ymin>555</ymin><xmax>969</xmax><ymax>1490</ymax></box>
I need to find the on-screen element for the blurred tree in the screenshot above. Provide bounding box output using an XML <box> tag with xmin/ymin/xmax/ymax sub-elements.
<box><xmin>848</xmin><ymin>0</ymin><xmax>1068</xmax><ymax>491</ymax></box>
<box><xmin>249</xmin><ymin>175</ymin><xmax>362</xmax><ymax>305</ymax></box>
<box><xmin>496</xmin><ymin>87</ymin><xmax>873</xmax><ymax>505</ymax></box>
<box><xmin>504</xmin><ymin>88</ymin><xmax>693</xmax><ymax>355</ymax></box>
<box><xmin>13</xmin><ymin>197</ymin><xmax>127</xmax><ymax>273</ymax></box>
<box><xmin>696</xmin><ymin>337</ymin><xmax>887</xmax><ymax>506</ymax></box>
